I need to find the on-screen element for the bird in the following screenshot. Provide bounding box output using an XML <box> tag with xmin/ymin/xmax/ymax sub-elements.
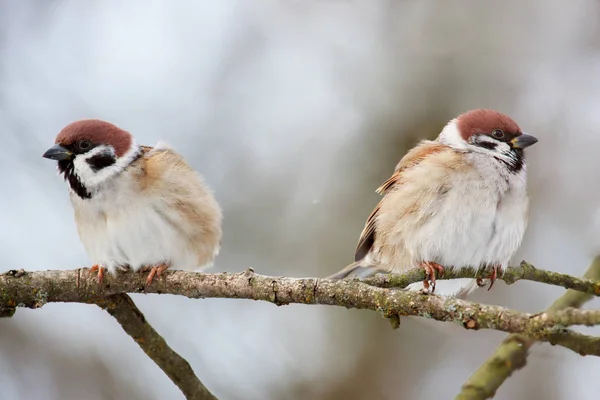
<box><xmin>42</xmin><ymin>119</ymin><xmax>222</xmax><ymax>286</ymax></box>
<box><xmin>329</xmin><ymin>109</ymin><xmax>538</xmax><ymax>298</ymax></box>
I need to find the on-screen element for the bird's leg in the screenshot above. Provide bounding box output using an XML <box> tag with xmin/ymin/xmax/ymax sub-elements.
<box><xmin>418</xmin><ymin>261</ymin><xmax>444</xmax><ymax>294</ymax></box>
<box><xmin>89</xmin><ymin>264</ymin><xmax>106</xmax><ymax>285</ymax></box>
<box><xmin>145</xmin><ymin>264</ymin><xmax>169</xmax><ymax>286</ymax></box>
<box><xmin>486</xmin><ymin>265</ymin><xmax>499</xmax><ymax>291</ymax></box>
<box><xmin>476</xmin><ymin>265</ymin><xmax>500</xmax><ymax>291</ymax></box>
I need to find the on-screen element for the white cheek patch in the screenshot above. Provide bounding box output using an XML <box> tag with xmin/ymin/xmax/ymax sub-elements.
<box><xmin>72</xmin><ymin>145</ymin><xmax>114</xmax><ymax>186</ymax></box>
<box><xmin>495</xmin><ymin>142</ymin><xmax>512</xmax><ymax>154</ymax></box>
<box><xmin>72</xmin><ymin>142</ymin><xmax>140</xmax><ymax>189</ymax></box>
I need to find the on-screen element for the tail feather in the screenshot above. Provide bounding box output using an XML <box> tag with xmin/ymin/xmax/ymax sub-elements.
<box><xmin>328</xmin><ymin>261</ymin><xmax>387</xmax><ymax>279</ymax></box>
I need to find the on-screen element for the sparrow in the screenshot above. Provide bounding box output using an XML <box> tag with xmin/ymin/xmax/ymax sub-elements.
<box><xmin>329</xmin><ymin>109</ymin><xmax>538</xmax><ymax>298</ymax></box>
<box><xmin>42</xmin><ymin>119</ymin><xmax>222</xmax><ymax>286</ymax></box>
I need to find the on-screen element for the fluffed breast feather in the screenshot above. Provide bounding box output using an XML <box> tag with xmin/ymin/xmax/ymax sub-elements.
<box><xmin>133</xmin><ymin>146</ymin><xmax>223</xmax><ymax>267</ymax></box>
<box><xmin>354</xmin><ymin>140</ymin><xmax>462</xmax><ymax>262</ymax></box>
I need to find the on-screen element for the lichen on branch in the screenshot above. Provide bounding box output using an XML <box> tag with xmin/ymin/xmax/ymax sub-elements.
<box><xmin>364</xmin><ymin>260</ymin><xmax>600</xmax><ymax>296</ymax></box>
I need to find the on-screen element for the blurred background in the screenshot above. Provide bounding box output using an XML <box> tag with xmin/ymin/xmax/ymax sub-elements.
<box><xmin>1</xmin><ymin>1</ymin><xmax>600</xmax><ymax>399</ymax></box>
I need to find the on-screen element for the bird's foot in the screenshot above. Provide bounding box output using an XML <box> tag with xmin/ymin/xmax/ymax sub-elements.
<box><xmin>476</xmin><ymin>265</ymin><xmax>500</xmax><ymax>291</ymax></box>
<box><xmin>419</xmin><ymin>261</ymin><xmax>444</xmax><ymax>294</ymax></box>
<box><xmin>89</xmin><ymin>264</ymin><xmax>107</xmax><ymax>285</ymax></box>
<box><xmin>145</xmin><ymin>264</ymin><xmax>169</xmax><ymax>286</ymax></box>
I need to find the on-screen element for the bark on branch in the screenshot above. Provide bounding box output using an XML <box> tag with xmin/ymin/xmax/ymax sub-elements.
<box><xmin>364</xmin><ymin>260</ymin><xmax>600</xmax><ymax>296</ymax></box>
<box><xmin>2</xmin><ymin>265</ymin><xmax>600</xmax><ymax>358</ymax></box>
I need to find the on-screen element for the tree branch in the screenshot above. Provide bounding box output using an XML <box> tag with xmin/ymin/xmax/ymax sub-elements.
<box><xmin>1</xmin><ymin>266</ymin><xmax>600</xmax><ymax>357</ymax></box>
<box><xmin>95</xmin><ymin>294</ymin><xmax>218</xmax><ymax>400</ymax></box>
<box><xmin>455</xmin><ymin>256</ymin><xmax>600</xmax><ymax>400</ymax></box>
<box><xmin>364</xmin><ymin>260</ymin><xmax>600</xmax><ymax>296</ymax></box>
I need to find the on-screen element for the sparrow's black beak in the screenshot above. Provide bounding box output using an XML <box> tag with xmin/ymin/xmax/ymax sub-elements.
<box><xmin>511</xmin><ymin>133</ymin><xmax>538</xmax><ymax>149</ymax></box>
<box><xmin>42</xmin><ymin>144</ymin><xmax>73</xmax><ymax>161</ymax></box>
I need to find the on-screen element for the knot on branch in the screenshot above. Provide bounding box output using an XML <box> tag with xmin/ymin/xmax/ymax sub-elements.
<box><xmin>378</xmin><ymin>307</ymin><xmax>401</xmax><ymax>329</ymax></box>
<box><xmin>5</xmin><ymin>269</ymin><xmax>27</xmax><ymax>278</ymax></box>
<box><xmin>464</xmin><ymin>318</ymin><xmax>479</xmax><ymax>330</ymax></box>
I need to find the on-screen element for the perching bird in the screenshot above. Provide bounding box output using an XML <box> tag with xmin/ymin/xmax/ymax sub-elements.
<box><xmin>42</xmin><ymin>119</ymin><xmax>222</xmax><ymax>286</ymax></box>
<box><xmin>329</xmin><ymin>109</ymin><xmax>538</xmax><ymax>298</ymax></box>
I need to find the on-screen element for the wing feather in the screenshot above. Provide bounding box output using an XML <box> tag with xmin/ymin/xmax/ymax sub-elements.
<box><xmin>354</xmin><ymin>140</ymin><xmax>447</xmax><ymax>262</ymax></box>
<box><xmin>133</xmin><ymin>145</ymin><xmax>222</xmax><ymax>267</ymax></box>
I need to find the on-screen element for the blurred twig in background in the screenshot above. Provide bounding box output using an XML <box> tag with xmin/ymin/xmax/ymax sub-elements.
<box><xmin>0</xmin><ymin>323</ymin><xmax>154</xmax><ymax>400</ymax></box>
<box><xmin>456</xmin><ymin>256</ymin><xmax>600</xmax><ymax>400</ymax></box>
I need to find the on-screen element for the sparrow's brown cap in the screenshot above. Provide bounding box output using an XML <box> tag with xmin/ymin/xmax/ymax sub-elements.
<box><xmin>55</xmin><ymin>119</ymin><xmax>132</xmax><ymax>157</ymax></box>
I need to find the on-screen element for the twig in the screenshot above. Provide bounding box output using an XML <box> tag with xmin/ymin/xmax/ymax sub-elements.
<box><xmin>96</xmin><ymin>294</ymin><xmax>218</xmax><ymax>400</ymax></box>
<box><xmin>1</xmin><ymin>267</ymin><xmax>600</xmax><ymax>357</ymax></box>
<box><xmin>455</xmin><ymin>256</ymin><xmax>600</xmax><ymax>400</ymax></box>
<box><xmin>364</xmin><ymin>261</ymin><xmax>600</xmax><ymax>296</ymax></box>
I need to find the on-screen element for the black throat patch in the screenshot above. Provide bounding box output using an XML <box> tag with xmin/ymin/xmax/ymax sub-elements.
<box><xmin>495</xmin><ymin>148</ymin><xmax>525</xmax><ymax>174</ymax></box>
<box><xmin>58</xmin><ymin>159</ymin><xmax>91</xmax><ymax>199</ymax></box>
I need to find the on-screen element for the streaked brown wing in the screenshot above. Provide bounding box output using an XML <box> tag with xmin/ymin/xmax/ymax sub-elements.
<box><xmin>354</xmin><ymin>140</ymin><xmax>447</xmax><ymax>262</ymax></box>
<box><xmin>354</xmin><ymin>203</ymin><xmax>380</xmax><ymax>262</ymax></box>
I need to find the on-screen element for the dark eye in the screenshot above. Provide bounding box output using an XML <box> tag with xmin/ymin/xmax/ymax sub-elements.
<box><xmin>77</xmin><ymin>140</ymin><xmax>91</xmax><ymax>150</ymax></box>
<box><xmin>491</xmin><ymin>129</ymin><xmax>505</xmax><ymax>139</ymax></box>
